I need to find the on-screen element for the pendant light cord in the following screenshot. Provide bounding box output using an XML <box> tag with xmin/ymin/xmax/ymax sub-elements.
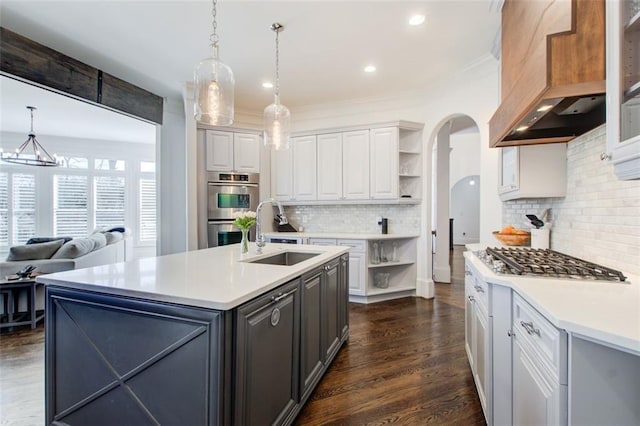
<box><xmin>28</xmin><ymin>106</ymin><xmax>35</xmax><ymax>135</ymax></box>
<box><xmin>275</xmin><ymin>28</ymin><xmax>280</xmax><ymax>98</ymax></box>
<box><xmin>209</xmin><ymin>0</ymin><xmax>219</xmax><ymax>58</ymax></box>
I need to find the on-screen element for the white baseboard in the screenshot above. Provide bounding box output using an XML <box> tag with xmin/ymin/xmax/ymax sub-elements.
<box><xmin>453</xmin><ymin>237</ymin><xmax>479</xmax><ymax>245</ymax></box>
<box><xmin>416</xmin><ymin>278</ymin><xmax>434</xmax><ymax>299</ymax></box>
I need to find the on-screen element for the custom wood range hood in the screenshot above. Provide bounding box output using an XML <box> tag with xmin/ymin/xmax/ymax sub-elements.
<box><xmin>489</xmin><ymin>0</ymin><xmax>606</xmax><ymax>148</ymax></box>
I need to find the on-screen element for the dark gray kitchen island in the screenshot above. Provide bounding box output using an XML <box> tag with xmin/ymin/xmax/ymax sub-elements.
<box><xmin>38</xmin><ymin>243</ymin><xmax>349</xmax><ymax>425</ymax></box>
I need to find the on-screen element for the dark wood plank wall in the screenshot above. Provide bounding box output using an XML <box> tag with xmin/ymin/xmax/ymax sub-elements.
<box><xmin>0</xmin><ymin>27</ymin><xmax>163</xmax><ymax>124</ymax></box>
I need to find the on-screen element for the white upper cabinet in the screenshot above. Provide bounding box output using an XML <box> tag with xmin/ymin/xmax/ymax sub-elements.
<box><xmin>342</xmin><ymin>130</ymin><xmax>370</xmax><ymax>200</ymax></box>
<box><xmin>269</xmin><ymin>121</ymin><xmax>423</xmax><ymax>204</ymax></box>
<box><xmin>317</xmin><ymin>133</ymin><xmax>343</xmax><ymax>200</ymax></box>
<box><xmin>369</xmin><ymin>127</ymin><xmax>399</xmax><ymax>199</ymax></box>
<box><xmin>605</xmin><ymin>0</ymin><xmax>640</xmax><ymax>180</ymax></box>
<box><xmin>271</xmin><ymin>147</ymin><xmax>293</xmax><ymax>201</ymax></box>
<box><xmin>498</xmin><ymin>144</ymin><xmax>567</xmax><ymax>201</ymax></box>
<box><xmin>205</xmin><ymin>130</ymin><xmax>234</xmax><ymax>171</ymax></box>
<box><xmin>233</xmin><ymin>133</ymin><xmax>260</xmax><ymax>173</ymax></box>
<box><xmin>292</xmin><ymin>135</ymin><xmax>317</xmax><ymax>201</ymax></box>
<box><xmin>205</xmin><ymin>130</ymin><xmax>260</xmax><ymax>173</ymax></box>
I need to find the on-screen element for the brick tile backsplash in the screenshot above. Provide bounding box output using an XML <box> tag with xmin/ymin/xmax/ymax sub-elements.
<box><xmin>284</xmin><ymin>204</ymin><xmax>421</xmax><ymax>235</ymax></box>
<box><xmin>503</xmin><ymin>126</ymin><xmax>640</xmax><ymax>275</ymax></box>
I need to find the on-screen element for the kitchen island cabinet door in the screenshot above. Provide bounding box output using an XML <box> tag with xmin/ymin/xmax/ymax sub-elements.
<box><xmin>339</xmin><ymin>254</ymin><xmax>349</xmax><ymax>339</ymax></box>
<box><xmin>323</xmin><ymin>259</ymin><xmax>341</xmax><ymax>362</ymax></box>
<box><xmin>300</xmin><ymin>269</ymin><xmax>324</xmax><ymax>401</ymax></box>
<box><xmin>45</xmin><ymin>286</ymin><xmax>226</xmax><ymax>426</ymax></box>
<box><xmin>234</xmin><ymin>279</ymin><xmax>300</xmax><ymax>426</ymax></box>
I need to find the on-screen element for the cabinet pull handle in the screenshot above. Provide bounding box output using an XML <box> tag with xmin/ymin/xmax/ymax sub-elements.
<box><xmin>507</xmin><ymin>329</ymin><xmax>515</xmax><ymax>337</ymax></box>
<box><xmin>465</xmin><ymin>270</ymin><xmax>472</xmax><ymax>276</ymax></box>
<box><xmin>272</xmin><ymin>289</ymin><xmax>297</xmax><ymax>303</ymax></box>
<box><xmin>520</xmin><ymin>320</ymin><xmax>540</xmax><ymax>336</ymax></box>
<box><xmin>474</xmin><ymin>285</ymin><xmax>484</xmax><ymax>293</ymax></box>
<box><xmin>468</xmin><ymin>295</ymin><xmax>475</xmax><ymax>302</ymax></box>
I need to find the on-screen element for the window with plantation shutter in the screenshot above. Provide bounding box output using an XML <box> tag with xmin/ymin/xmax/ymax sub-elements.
<box><xmin>54</xmin><ymin>175</ymin><xmax>88</xmax><ymax>237</ymax></box>
<box><xmin>139</xmin><ymin>178</ymin><xmax>156</xmax><ymax>241</ymax></box>
<box><xmin>12</xmin><ymin>173</ymin><xmax>36</xmax><ymax>245</ymax></box>
<box><xmin>0</xmin><ymin>173</ymin><xmax>8</xmax><ymax>248</ymax></box>
<box><xmin>95</xmin><ymin>176</ymin><xmax>125</xmax><ymax>228</ymax></box>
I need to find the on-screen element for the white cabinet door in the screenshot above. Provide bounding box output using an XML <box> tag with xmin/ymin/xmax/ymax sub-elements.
<box><xmin>233</xmin><ymin>133</ymin><xmax>260</xmax><ymax>173</ymax></box>
<box><xmin>292</xmin><ymin>135</ymin><xmax>317</xmax><ymax>201</ymax></box>
<box><xmin>205</xmin><ymin>130</ymin><xmax>234</xmax><ymax>171</ymax></box>
<box><xmin>347</xmin><ymin>252</ymin><xmax>365</xmax><ymax>296</ymax></box>
<box><xmin>513</xmin><ymin>339</ymin><xmax>558</xmax><ymax>426</ymax></box>
<box><xmin>317</xmin><ymin>133</ymin><xmax>343</xmax><ymax>200</ymax></box>
<box><xmin>474</xmin><ymin>303</ymin><xmax>489</xmax><ymax>419</ymax></box>
<box><xmin>465</xmin><ymin>279</ymin><xmax>475</xmax><ymax>369</ymax></box>
<box><xmin>270</xmin><ymin>148</ymin><xmax>293</xmax><ymax>201</ymax></box>
<box><xmin>342</xmin><ymin>130</ymin><xmax>370</xmax><ymax>200</ymax></box>
<box><xmin>499</xmin><ymin>146</ymin><xmax>518</xmax><ymax>193</ymax></box>
<box><xmin>369</xmin><ymin>127</ymin><xmax>399</xmax><ymax>199</ymax></box>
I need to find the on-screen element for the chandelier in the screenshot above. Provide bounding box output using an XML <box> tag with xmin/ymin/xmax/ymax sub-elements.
<box><xmin>1</xmin><ymin>106</ymin><xmax>59</xmax><ymax>167</ymax></box>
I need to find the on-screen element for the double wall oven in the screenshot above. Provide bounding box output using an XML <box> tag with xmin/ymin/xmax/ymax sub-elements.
<box><xmin>207</xmin><ymin>172</ymin><xmax>259</xmax><ymax>247</ymax></box>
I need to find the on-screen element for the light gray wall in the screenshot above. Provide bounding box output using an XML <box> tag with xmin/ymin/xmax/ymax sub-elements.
<box><xmin>157</xmin><ymin>98</ymin><xmax>187</xmax><ymax>255</ymax></box>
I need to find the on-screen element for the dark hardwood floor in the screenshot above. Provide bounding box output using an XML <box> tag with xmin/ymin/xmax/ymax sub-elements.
<box><xmin>0</xmin><ymin>245</ymin><xmax>483</xmax><ymax>425</ymax></box>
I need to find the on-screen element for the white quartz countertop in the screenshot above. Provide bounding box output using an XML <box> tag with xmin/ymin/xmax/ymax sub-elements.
<box><xmin>264</xmin><ymin>232</ymin><xmax>419</xmax><ymax>240</ymax></box>
<box><xmin>37</xmin><ymin>243</ymin><xmax>349</xmax><ymax>311</ymax></box>
<box><xmin>463</xmin><ymin>250</ymin><xmax>640</xmax><ymax>355</ymax></box>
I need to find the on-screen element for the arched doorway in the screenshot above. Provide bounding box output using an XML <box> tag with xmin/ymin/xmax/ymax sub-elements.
<box><xmin>430</xmin><ymin>115</ymin><xmax>481</xmax><ymax>283</ymax></box>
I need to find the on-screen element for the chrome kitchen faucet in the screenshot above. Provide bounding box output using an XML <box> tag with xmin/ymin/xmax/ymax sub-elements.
<box><xmin>255</xmin><ymin>198</ymin><xmax>288</xmax><ymax>254</ymax></box>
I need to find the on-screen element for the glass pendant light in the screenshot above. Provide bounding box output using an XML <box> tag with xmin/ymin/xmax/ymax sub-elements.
<box><xmin>264</xmin><ymin>23</ymin><xmax>291</xmax><ymax>151</ymax></box>
<box><xmin>1</xmin><ymin>106</ymin><xmax>59</xmax><ymax>167</ymax></box>
<box><xmin>194</xmin><ymin>0</ymin><xmax>234</xmax><ymax>126</ymax></box>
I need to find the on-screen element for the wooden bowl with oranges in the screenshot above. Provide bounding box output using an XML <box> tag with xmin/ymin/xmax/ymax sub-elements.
<box><xmin>493</xmin><ymin>225</ymin><xmax>531</xmax><ymax>246</ymax></box>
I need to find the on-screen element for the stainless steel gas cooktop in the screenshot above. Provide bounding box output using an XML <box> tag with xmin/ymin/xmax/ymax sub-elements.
<box><xmin>475</xmin><ymin>247</ymin><xmax>627</xmax><ymax>282</ymax></box>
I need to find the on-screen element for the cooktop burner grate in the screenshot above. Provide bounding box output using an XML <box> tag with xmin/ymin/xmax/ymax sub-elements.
<box><xmin>477</xmin><ymin>247</ymin><xmax>627</xmax><ymax>282</ymax></box>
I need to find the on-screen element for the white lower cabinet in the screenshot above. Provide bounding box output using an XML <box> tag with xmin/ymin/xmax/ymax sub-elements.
<box><xmin>465</xmin><ymin>266</ymin><xmax>491</xmax><ymax>423</ymax></box>
<box><xmin>513</xmin><ymin>338</ymin><xmax>566</xmax><ymax>426</ymax></box>
<box><xmin>308</xmin><ymin>237</ymin><xmax>417</xmax><ymax>303</ymax></box>
<box><xmin>465</xmin><ymin>258</ymin><xmax>568</xmax><ymax>426</ymax></box>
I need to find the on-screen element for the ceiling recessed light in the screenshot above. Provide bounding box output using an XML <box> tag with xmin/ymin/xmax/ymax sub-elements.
<box><xmin>364</xmin><ymin>65</ymin><xmax>376</xmax><ymax>73</ymax></box>
<box><xmin>262</xmin><ymin>82</ymin><xmax>274</xmax><ymax>89</ymax></box>
<box><xmin>409</xmin><ymin>14</ymin><xmax>426</xmax><ymax>26</ymax></box>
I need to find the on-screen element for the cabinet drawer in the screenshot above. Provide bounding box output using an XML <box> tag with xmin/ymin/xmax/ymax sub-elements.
<box><xmin>337</xmin><ymin>239</ymin><xmax>365</xmax><ymax>252</ymax></box>
<box><xmin>465</xmin><ymin>263</ymin><xmax>489</xmax><ymax>311</ymax></box>
<box><xmin>308</xmin><ymin>238</ymin><xmax>337</xmax><ymax>246</ymax></box>
<box><xmin>513</xmin><ymin>293</ymin><xmax>567</xmax><ymax>382</ymax></box>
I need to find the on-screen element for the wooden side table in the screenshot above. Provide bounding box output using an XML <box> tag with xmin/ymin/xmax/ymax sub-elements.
<box><xmin>0</xmin><ymin>276</ymin><xmax>44</xmax><ymax>330</ymax></box>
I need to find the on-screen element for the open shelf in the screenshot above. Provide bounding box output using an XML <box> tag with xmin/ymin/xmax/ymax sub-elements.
<box><xmin>367</xmin><ymin>284</ymin><xmax>416</xmax><ymax>296</ymax></box>
<box><xmin>625</xmin><ymin>9</ymin><xmax>640</xmax><ymax>32</ymax></box>
<box><xmin>368</xmin><ymin>261</ymin><xmax>414</xmax><ymax>269</ymax></box>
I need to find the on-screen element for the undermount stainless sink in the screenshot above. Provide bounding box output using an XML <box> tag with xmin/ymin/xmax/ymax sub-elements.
<box><xmin>247</xmin><ymin>251</ymin><xmax>320</xmax><ymax>266</ymax></box>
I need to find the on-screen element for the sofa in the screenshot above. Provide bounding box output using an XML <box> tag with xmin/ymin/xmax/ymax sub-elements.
<box><xmin>1</xmin><ymin>229</ymin><xmax>132</xmax><ymax>314</ymax></box>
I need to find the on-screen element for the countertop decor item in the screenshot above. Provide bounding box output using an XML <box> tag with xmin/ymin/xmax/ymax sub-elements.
<box><xmin>232</xmin><ymin>210</ymin><xmax>257</xmax><ymax>254</ymax></box>
<box><xmin>193</xmin><ymin>0</ymin><xmax>234</xmax><ymax>126</ymax></box>
<box><xmin>493</xmin><ymin>225</ymin><xmax>531</xmax><ymax>246</ymax></box>
<box><xmin>263</xmin><ymin>23</ymin><xmax>291</xmax><ymax>151</ymax></box>
<box><xmin>1</xmin><ymin>106</ymin><xmax>59</xmax><ymax>167</ymax></box>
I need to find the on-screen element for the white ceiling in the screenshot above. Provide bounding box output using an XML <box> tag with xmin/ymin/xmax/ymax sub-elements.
<box><xmin>0</xmin><ymin>1</ymin><xmax>500</xmax><ymax>141</ymax></box>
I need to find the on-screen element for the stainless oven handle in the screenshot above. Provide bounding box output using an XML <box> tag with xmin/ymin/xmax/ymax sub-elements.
<box><xmin>208</xmin><ymin>183</ymin><xmax>259</xmax><ymax>188</ymax></box>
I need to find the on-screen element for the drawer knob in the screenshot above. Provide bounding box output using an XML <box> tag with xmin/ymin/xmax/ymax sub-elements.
<box><xmin>507</xmin><ymin>329</ymin><xmax>515</xmax><ymax>337</ymax></box>
<box><xmin>468</xmin><ymin>295</ymin><xmax>475</xmax><ymax>302</ymax></box>
<box><xmin>474</xmin><ymin>285</ymin><xmax>484</xmax><ymax>293</ymax></box>
<box><xmin>520</xmin><ymin>320</ymin><xmax>540</xmax><ymax>336</ymax></box>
